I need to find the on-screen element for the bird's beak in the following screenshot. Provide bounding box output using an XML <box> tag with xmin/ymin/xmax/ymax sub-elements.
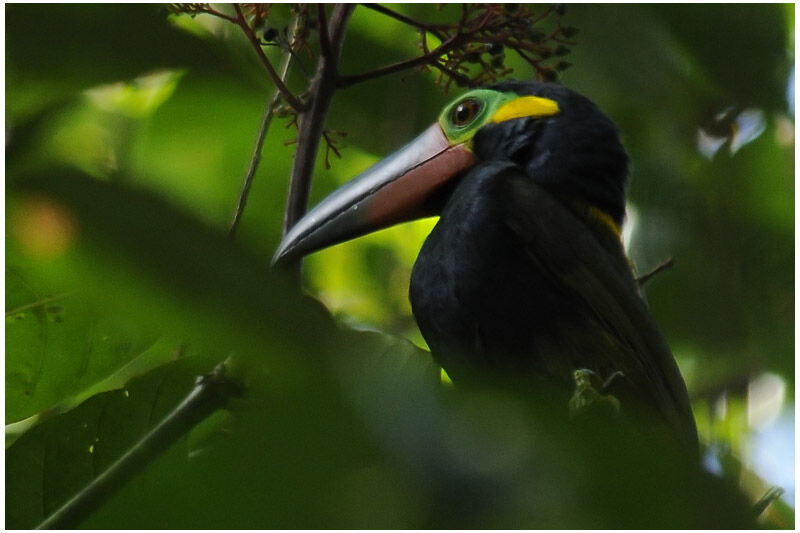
<box><xmin>272</xmin><ymin>123</ymin><xmax>477</xmax><ymax>265</ymax></box>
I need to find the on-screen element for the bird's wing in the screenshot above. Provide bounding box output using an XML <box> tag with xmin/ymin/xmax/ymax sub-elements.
<box><xmin>501</xmin><ymin>173</ymin><xmax>697</xmax><ymax>447</ymax></box>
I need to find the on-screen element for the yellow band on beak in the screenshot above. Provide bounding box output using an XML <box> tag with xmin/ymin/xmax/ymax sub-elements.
<box><xmin>491</xmin><ymin>96</ymin><xmax>560</xmax><ymax>123</ymax></box>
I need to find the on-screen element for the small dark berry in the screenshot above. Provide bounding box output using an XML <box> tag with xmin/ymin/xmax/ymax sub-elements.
<box><xmin>556</xmin><ymin>61</ymin><xmax>572</xmax><ymax>71</ymax></box>
<box><xmin>488</xmin><ymin>42</ymin><xmax>504</xmax><ymax>56</ymax></box>
<box><xmin>538</xmin><ymin>47</ymin><xmax>553</xmax><ymax>60</ymax></box>
<box><xmin>543</xmin><ymin>69</ymin><xmax>559</xmax><ymax>82</ymax></box>
<box><xmin>491</xmin><ymin>54</ymin><xmax>505</xmax><ymax>68</ymax></box>
<box><xmin>262</xmin><ymin>27</ymin><xmax>279</xmax><ymax>41</ymax></box>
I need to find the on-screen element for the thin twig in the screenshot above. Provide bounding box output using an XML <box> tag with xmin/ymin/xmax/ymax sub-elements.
<box><xmin>316</xmin><ymin>4</ymin><xmax>332</xmax><ymax>58</ymax></box>
<box><xmin>363</xmin><ymin>4</ymin><xmax>443</xmax><ymax>35</ymax></box>
<box><xmin>35</xmin><ymin>363</ymin><xmax>243</xmax><ymax>530</ymax></box>
<box><xmin>200</xmin><ymin>5</ymin><xmax>238</xmax><ymax>24</ymax></box>
<box><xmin>233</xmin><ymin>4</ymin><xmax>305</xmax><ymax>111</ymax></box>
<box><xmin>6</xmin><ymin>292</ymin><xmax>71</xmax><ymax>316</ymax></box>
<box><xmin>636</xmin><ymin>257</ymin><xmax>675</xmax><ymax>287</ymax></box>
<box><xmin>530</xmin><ymin>4</ymin><xmax>556</xmax><ymax>25</ymax></box>
<box><xmin>508</xmin><ymin>44</ymin><xmax>546</xmax><ymax>77</ymax></box>
<box><xmin>229</xmin><ymin>16</ymin><xmax>300</xmax><ymax>239</ymax></box>
<box><xmin>338</xmin><ymin>4</ymin><xmax>520</xmax><ymax>90</ymax></box>
<box><xmin>337</xmin><ymin>34</ymin><xmax>461</xmax><ymax>88</ymax></box>
<box><xmin>753</xmin><ymin>486</ymin><xmax>785</xmax><ymax>518</ymax></box>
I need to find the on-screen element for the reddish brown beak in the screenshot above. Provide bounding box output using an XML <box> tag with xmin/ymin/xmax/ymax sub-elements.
<box><xmin>273</xmin><ymin>123</ymin><xmax>477</xmax><ymax>265</ymax></box>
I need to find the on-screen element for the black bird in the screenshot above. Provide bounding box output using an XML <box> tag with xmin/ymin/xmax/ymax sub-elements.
<box><xmin>273</xmin><ymin>80</ymin><xmax>698</xmax><ymax>452</ymax></box>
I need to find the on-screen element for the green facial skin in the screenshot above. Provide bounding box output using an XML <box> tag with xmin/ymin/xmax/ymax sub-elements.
<box><xmin>437</xmin><ymin>89</ymin><xmax>519</xmax><ymax>146</ymax></box>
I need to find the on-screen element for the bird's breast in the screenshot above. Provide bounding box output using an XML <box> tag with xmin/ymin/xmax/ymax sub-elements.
<box><xmin>409</xmin><ymin>163</ymin><xmax>587</xmax><ymax>384</ymax></box>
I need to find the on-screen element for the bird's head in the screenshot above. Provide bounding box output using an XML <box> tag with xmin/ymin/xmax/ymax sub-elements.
<box><xmin>273</xmin><ymin>80</ymin><xmax>628</xmax><ymax>265</ymax></box>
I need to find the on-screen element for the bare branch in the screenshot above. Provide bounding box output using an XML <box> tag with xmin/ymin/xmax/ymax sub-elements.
<box><xmin>337</xmin><ymin>35</ymin><xmax>461</xmax><ymax>88</ymax></box>
<box><xmin>327</xmin><ymin>3</ymin><xmax>354</xmax><ymax>57</ymax></box>
<box><xmin>229</xmin><ymin>15</ymin><xmax>300</xmax><ymax>239</ymax></box>
<box><xmin>316</xmin><ymin>4</ymin><xmax>333</xmax><ymax>58</ymax></box>
<box><xmin>363</xmin><ymin>4</ymin><xmax>443</xmax><ymax>35</ymax></box>
<box><xmin>35</xmin><ymin>362</ymin><xmax>243</xmax><ymax>530</ymax></box>
<box><xmin>321</xmin><ymin>130</ymin><xmax>347</xmax><ymax>169</ymax></box>
<box><xmin>637</xmin><ymin>257</ymin><xmax>675</xmax><ymax>287</ymax></box>
<box><xmin>233</xmin><ymin>4</ymin><xmax>305</xmax><ymax>111</ymax></box>
<box><xmin>169</xmin><ymin>4</ymin><xmax>239</xmax><ymax>24</ymax></box>
<box><xmin>282</xmin><ymin>4</ymin><xmax>355</xmax><ymax>243</ymax></box>
<box><xmin>6</xmin><ymin>292</ymin><xmax>71</xmax><ymax>316</ymax></box>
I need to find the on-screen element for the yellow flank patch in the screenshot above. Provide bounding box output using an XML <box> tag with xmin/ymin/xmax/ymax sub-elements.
<box><xmin>491</xmin><ymin>96</ymin><xmax>560</xmax><ymax>123</ymax></box>
<box><xmin>588</xmin><ymin>206</ymin><xmax>622</xmax><ymax>240</ymax></box>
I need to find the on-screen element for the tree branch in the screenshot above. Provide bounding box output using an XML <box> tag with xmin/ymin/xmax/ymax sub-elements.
<box><xmin>327</xmin><ymin>3</ymin><xmax>354</xmax><ymax>68</ymax></box>
<box><xmin>229</xmin><ymin>16</ymin><xmax>299</xmax><ymax>239</ymax></box>
<box><xmin>35</xmin><ymin>363</ymin><xmax>243</xmax><ymax>530</ymax></box>
<box><xmin>281</xmin><ymin>3</ymin><xmax>354</xmax><ymax>278</ymax></box>
<box><xmin>636</xmin><ymin>257</ymin><xmax>675</xmax><ymax>287</ymax></box>
<box><xmin>363</xmin><ymin>4</ymin><xmax>443</xmax><ymax>35</ymax></box>
<box><xmin>6</xmin><ymin>292</ymin><xmax>71</xmax><ymax>316</ymax></box>
<box><xmin>316</xmin><ymin>4</ymin><xmax>332</xmax><ymax>59</ymax></box>
<box><xmin>337</xmin><ymin>35</ymin><xmax>461</xmax><ymax>88</ymax></box>
<box><xmin>233</xmin><ymin>4</ymin><xmax>305</xmax><ymax>112</ymax></box>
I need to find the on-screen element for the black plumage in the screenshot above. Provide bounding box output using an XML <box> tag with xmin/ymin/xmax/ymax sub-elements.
<box><xmin>410</xmin><ymin>82</ymin><xmax>697</xmax><ymax>450</ymax></box>
<box><xmin>275</xmin><ymin>80</ymin><xmax>698</xmax><ymax>454</ymax></box>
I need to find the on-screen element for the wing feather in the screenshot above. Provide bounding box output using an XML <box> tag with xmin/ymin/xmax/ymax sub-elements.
<box><xmin>501</xmin><ymin>173</ymin><xmax>697</xmax><ymax>448</ymax></box>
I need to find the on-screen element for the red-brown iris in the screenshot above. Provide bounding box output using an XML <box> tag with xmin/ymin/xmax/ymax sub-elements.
<box><xmin>452</xmin><ymin>99</ymin><xmax>481</xmax><ymax>126</ymax></box>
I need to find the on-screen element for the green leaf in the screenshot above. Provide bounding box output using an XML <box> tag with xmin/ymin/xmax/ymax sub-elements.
<box><xmin>6</xmin><ymin>234</ymin><xmax>160</xmax><ymax>425</ymax></box>
<box><xmin>6</xmin><ymin>358</ymin><xmax>202</xmax><ymax>529</ymax></box>
<box><xmin>5</xmin><ymin>4</ymin><xmax>229</xmax><ymax>120</ymax></box>
<box><xmin>4</xmin><ymin>165</ymin><xmax>759</xmax><ymax>528</ymax></box>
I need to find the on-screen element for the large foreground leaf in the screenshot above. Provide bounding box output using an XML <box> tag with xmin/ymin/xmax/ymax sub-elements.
<box><xmin>6</xmin><ymin>359</ymin><xmax>203</xmax><ymax>529</ymax></box>
<box><xmin>6</xmin><ymin>167</ymin><xmax>759</xmax><ymax>528</ymax></box>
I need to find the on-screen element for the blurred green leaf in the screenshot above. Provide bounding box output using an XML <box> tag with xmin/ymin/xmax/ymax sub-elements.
<box><xmin>6</xmin><ymin>358</ymin><xmax>202</xmax><ymax>529</ymax></box>
<box><xmin>6</xmin><ymin>210</ymin><xmax>160</xmax><ymax>424</ymax></box>
<box><xmin>6</xmin><ymin>164</ymin><xmax>758</xmax><ymax>529</ymax></box>
<box><xmin>5</xmin><ymin>4</ymin><xmax>231</xmax><ymax>120</ymax></box>
<box><xmin>648</xmin><ymin>4</ymin><xmax>791</xmax><ymax>111</ymax></box>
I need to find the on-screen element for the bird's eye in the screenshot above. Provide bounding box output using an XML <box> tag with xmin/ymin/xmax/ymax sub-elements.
<box><xmin>451</xmin><ymin>99</ymin><xmax>482</xmax><ymax>126</ymax></box>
